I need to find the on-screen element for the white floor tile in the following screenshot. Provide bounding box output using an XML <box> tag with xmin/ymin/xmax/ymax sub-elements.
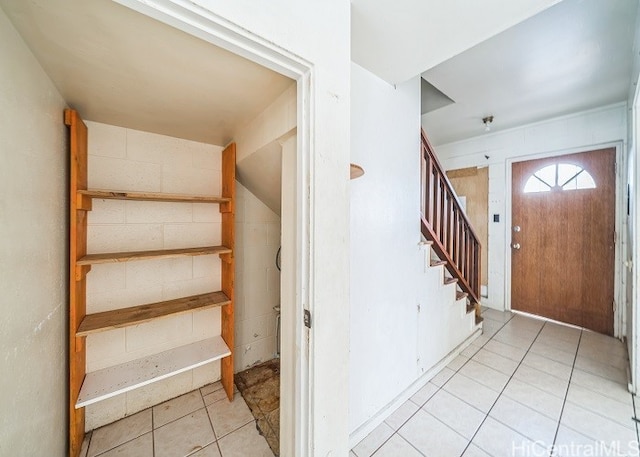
<box><xmin>570</xmin><ymin>368</ymin><xmax>633</xmax><ymax>405</ymax></box>
<box><xmin>528</xmin><ymin>341</ymin><xmax>575</xmax><ymax>366</ymax></box>
<box><xmin>560</xmin><ymin>402</ymin><xmax>637</xmax><ymax>446</ymax></box>
<box><xmin>462</xmin><ymin>344</ymin><xmax>482</xmax><ymax>358</ymax></box>
<box><xmin>522</xmin><ymin>352</ymin><xmax>572</xmax><ymax>380</ymax></box>
<box><xmin>538</xmin><ymin>323</ymin><xmax>581</xmax><ymax>344</ymax></box>
<box><xmin>578</xmin><ymin>343</ymin><xmax>629</xmax><ymax>371</ymax></box>
<box><xmin>447</xmin><ymin>354</ymin><xmax>470</xmax><ymax>371</ymax></box>
<box><xmin>423</xmin><ymin>389</ymin><xmax>485</xmax><ymax>439</ymax></box>
<box><xmin>217</xmin><ymin>422</ymin><xmax>273</xmax><ymax>457</ymax></box>
<box><xmin>492</xmin><ymin>331</ymin><xmax>536</xmax><ymax>350</ymax></box>
<box><xmin>98</xmin><ymin>432</ymin><xmax>153</xmax><ymax>457</ymax></box>
<box><xmin>371</xmin><ymin>434</ymin><xmax>422</xmax><ymax>457</ymax></box>
<box><xmin>410</xmin><ymin>382</ymin><xmax>439</xmax><ymax>407</ymax></box>
<box><xmin>535</xmin><ymin>334</ymin><xmax>579</xmax><ymax>355</ymax></box>
<box><xmin>207</xmin><ymin>395</ymin><xmax>255</xmax><ymax>439</ymax></box>
<box><xmin>190</xmin><ymin>443</ymin><xmax>222</xmax><ymax>457</ymax></box>
<box><xmin>153</xmin><ymin>390</ymin><xmax>205</xmax><ymax>428</ymax></box>
<box><xmin>459</xmin><ymin>360</ymin><xmax>510</xmax><ymax>392</ymax></box>
<box><xmin>88</xmin><ymin>409</ymin><xmax>152</xmax><ymax>457</ymax></box>
<box><xmin>502</xmin><ymin>378</ymin><xmax>564</xmax><ymax>421</ymax></box>
<box><xmin>509</xmin><ymin>315</ymin><xmax>545</xmax><ymax>330</ymax></box>
<box><xmin>489</xmin><ymin>396</ymin><xmax>557</xmax><ymax>446</ymax></box>
<box><xmin>461</xmin><ymin>444</ymin><xmax>493</xmax><ymax>457</ymax></box>
<box><xmin>443</xmin><ymin>374</ymin><xmax>500</xmax><ymax>413</ymax></box>
<box><xmin>431</xmin><ymin>367</ymin><xmax>456</xmax><ymax>387</ymax></box>
<box><xmin>353</xmin><ymin>422</ymin><xmax>394</xmax><ymax>457</ymax></box>
<box><xmin>566</xmin><ymin>384</ymin><xmax>635</xmax><ymax>429</ymax></box>
<box><xmin>552</xmin><ymin>426</ymin><xmax>597</xmax><ymax>457</ymax></box>
<box><xmin>482</xmin><ymin>309</ymin><xmax>513</xmax><ymax>323</ymax></box>
<box><xmin>574</xmin><ymin>356</ymin><xmax>627</xmax><ymax>384</ymax></box>
<box><xmin>399</xmin><ymin>409</ymin><xmax>468</xmax><ymax>456</ymax></box>
<box><xmin>481</xmin><ymin>319</ymin><xmax>504</xmax><ymax>337</ymax></box>
<box><xmin>154</xmin><ymin>409</ymin><xmax>215</xmax><ymax>457</ymax></box>
<box><xmin>513</xmin><ymin>364</ymin><xmax>568</xmax><ymax>398</ymax></box>
<box><xmin>472</xmin><ymin>349</ymin><xmax>519</xmax><ymax>376</ymax></box>
<box><xmin>483</xmin><ymin>339</ymin><xmax>527</xmax><ymax>362</ymax></box>
<box><xmin>473</xmin><ymin>417</ymin><xmax>547</xmax><ymax>457</ymax></box>
<box><xmin>384</xmin><ymin>400</ymin><xmax>419</xmax><ymax>431</ymax></box>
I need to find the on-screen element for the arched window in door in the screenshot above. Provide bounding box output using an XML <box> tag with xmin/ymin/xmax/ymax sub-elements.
<box><xmin>523</xmin><ymin>163</ymin><xmax>596</xmax><ymax>193</ymax></box>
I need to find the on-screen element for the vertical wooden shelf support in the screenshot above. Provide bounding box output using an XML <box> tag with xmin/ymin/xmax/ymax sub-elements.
<box><xmin>220</xmin><ymin>143</ymin><xmax>236</xmax><ymax>401</ymax></box>
<box><xmin>65</xmin><ymin>109</ymin><xmax>88</xmax><ymax>457</ymax></box>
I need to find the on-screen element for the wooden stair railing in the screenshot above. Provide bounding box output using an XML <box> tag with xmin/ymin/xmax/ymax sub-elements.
<box><xmin>420</xmin><ymin>129</ymin><xmax>482</xmax><ymax>322</ymax></box>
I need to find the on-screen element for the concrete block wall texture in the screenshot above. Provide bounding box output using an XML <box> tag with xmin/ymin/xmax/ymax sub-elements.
<box><xmin>84</xmin><ymin>121</ymin><xmax>226</xmax><ymax>430</ymax></box>
<box><xmin>234</xmin><ymin>182</ymin><xmax>281</xmax><ymax>372</ymax></box>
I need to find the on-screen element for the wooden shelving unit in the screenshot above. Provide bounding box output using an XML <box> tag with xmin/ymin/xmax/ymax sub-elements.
<box><xmin>65</xmin><ymin>109</ymin><xmax>235</xmax><ymax>457</ymax></box>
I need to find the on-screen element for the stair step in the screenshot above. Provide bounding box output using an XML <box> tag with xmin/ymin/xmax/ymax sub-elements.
<box><xmin>466</xmin><ymin>302</ymin><xmax>475</xmax><ymax>314</ymax></box>
<box><xmin>475</xmin><ymin>315</ymin><xmax>484</xmax><ymax>325</ymax></box>
<box><xmin>457</xmin><ymin>291</ymin><xmax>469</xmax><ymax>301</ymax></box>
<box><xmin>444</xmin><ymin>277</ymin><xmax>458</xmax><ymax>285</ymax></box>
<box><xmin>430</xmin><ymin>260</ymin><xmax>447</xmax><ymax>267</ymax></box>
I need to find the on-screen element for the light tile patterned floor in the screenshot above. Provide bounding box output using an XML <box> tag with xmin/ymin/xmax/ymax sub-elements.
<box><xmin>352</xmin><ymin>309</ymin><xmax>640</xmax><ymax>457</ymax></box>
<box><xmin>82</xmin><ymin>309</ymin><xmax>639</xmax><ymax>457</ymax></box>
<box><xmin>80</xmin><ymin>382</ymin><xmax>273</xmax><ymax>457</ymax></box>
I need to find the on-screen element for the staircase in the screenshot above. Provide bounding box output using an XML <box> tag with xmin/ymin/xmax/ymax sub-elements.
<box><xmin>420</xmin><ymin>130</ymin><xmax>483</xmax><ymax>324</ymax></box>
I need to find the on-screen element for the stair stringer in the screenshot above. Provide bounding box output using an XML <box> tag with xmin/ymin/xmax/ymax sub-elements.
<box><xmin>415</xmin><ymin>241</ymin><xmax>480</xmax><ymax>377</ymax></box>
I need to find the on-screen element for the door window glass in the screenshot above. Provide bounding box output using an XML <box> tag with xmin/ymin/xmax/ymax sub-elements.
<box><xmin>523</xmin><ymin>163</ymin><xmax>596</xmax><ymax>193</ymax></box>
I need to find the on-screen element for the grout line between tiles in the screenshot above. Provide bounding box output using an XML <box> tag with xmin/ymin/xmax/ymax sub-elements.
<box><xmin>151</xmin><ymin>404</ymin><xmax>155</xmax><ymax>457</ymax></box>
<box><xmin>632</xmin><ymin>393</ymin><xmax>640</xmax><ymax>443</ymax></box>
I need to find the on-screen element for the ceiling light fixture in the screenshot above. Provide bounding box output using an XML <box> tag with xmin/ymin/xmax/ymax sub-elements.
<box><xmin>483</xmin><ymin>115</ymin><xmax>494</xmax><ymax>132</ymax></box>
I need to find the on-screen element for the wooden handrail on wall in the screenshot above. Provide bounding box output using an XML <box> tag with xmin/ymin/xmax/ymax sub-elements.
<box><xmin>420</xmin><ymin>130</ymin><xmax>482</xmax><ymax>315</ymax></box>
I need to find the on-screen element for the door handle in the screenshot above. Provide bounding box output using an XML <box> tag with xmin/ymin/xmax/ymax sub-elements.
<box><xmin>511</xmin><ymin>243</ymin><xmax>521</xmax><ymax>250</ymax></box>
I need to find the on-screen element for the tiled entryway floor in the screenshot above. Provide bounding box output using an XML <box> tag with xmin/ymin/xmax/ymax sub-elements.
<box><xmin>351</xmin><ymin>309</ymin><xmax>640</xmax><ymax>457</ymax></box>
<box><xmin>80</xmin><ymin>381</ymin><xmax>273</xmax><ymax>457</ymax></box>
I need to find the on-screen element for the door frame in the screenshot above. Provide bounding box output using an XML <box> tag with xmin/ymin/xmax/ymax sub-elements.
<box><xmin>505</xmin><ymin>142</ymin><xmax>624</xmax><ymax>338</ymax></box>
<box><xmin>112</xmin><ymin>1</ymin><xmax>314</xmax><ymax>454</ymax></box>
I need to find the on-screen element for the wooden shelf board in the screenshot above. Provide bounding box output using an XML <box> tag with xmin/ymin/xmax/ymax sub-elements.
<box><xmin>76</xmin><ymin>336</ymin><xmax>231</xmax><ymax>408</ymax></box>
<box><xmin>79</xmin><ymin>189</ymin><xmax>230</xmax><ymax>204</ymax></box>
<box><xmin>77</xmin><ymin>246</ymin><xmax>232</xmax><ymax>265</ymax></box>
<box><xmin>77</xmin><ymin>291</ymin><xmax>231</xmax><ymax>336</ymax></box>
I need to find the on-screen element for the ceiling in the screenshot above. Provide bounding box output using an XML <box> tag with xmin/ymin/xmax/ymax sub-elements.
<box><xmin>421</xmin><ymin>0</ymin><xmax>639</xmax><ymax>146</ymax></box>
<box><xmin>351</xmin><ymin>0</ymin><xmax>561</xmax><ymax>84</ymax></box>
<box><xmin>0</xmin><ymin>0</ymin><xmax>293</xmax><ymax>146</ymax></box>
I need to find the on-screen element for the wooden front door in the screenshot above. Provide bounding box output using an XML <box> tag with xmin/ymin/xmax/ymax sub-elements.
<box><xmin>511</xmin><ymin>148</ymin><xmax>616</xmax><ymax>335</ymax></box>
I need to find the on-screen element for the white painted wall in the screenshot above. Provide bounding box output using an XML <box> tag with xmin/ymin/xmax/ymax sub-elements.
<box><xmin>84</xmin><ymin>121</ymin><xmax>226</xmax><ymax>430</ymax></box>
<box><xmin>434</xmin><ymin>103</ymin><xmax>628</xmax><ymax>311</ymax></box>
<box><xmin>0</xmin><ymin>8</ymin><xmax>67</xmax><ymax>456</ymax></box>
<box><xmin>625</xmin><ymin>6</ymin><xmax>640</xmax><ymax>391</ymax></box>
<box><xmin>350</xmin><ymin>63</ymin><xmax>476</xmax><ymax>437</ymax></box>
<box><xmin>187</xmin><ymin>3</ymin><xmax>352</xmax><ymax>454</ymax></box>
<box><xmin>234</xmin><ymin>182</ymin><xmax>281</xmax><ymax>372</ymax></box>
